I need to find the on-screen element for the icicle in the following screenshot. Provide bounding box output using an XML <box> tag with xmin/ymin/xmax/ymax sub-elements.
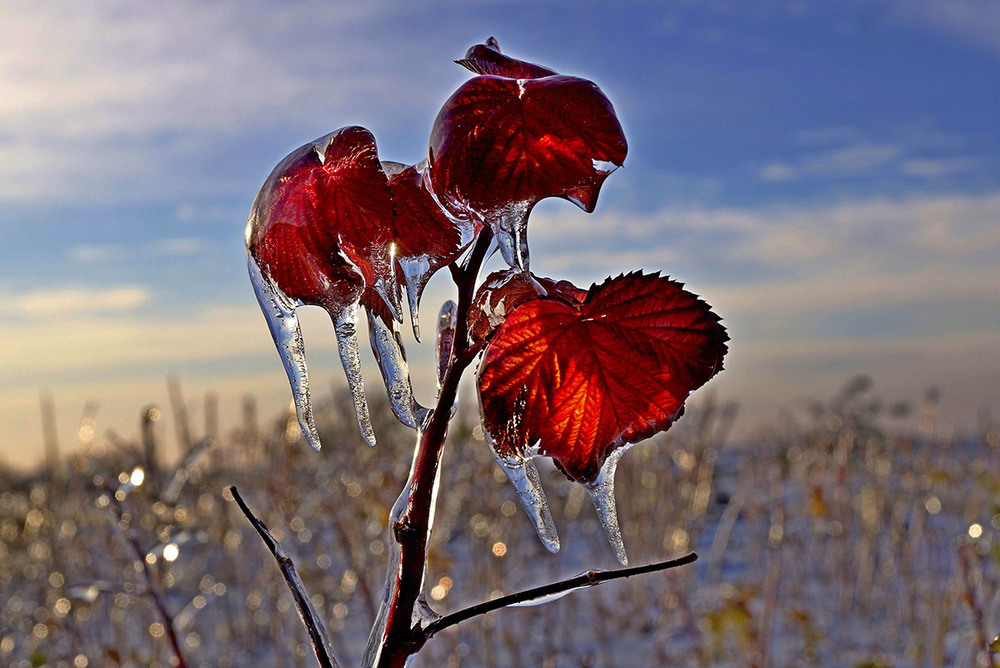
<box><xmin>584</xmin><ymin>445</ymin><xmax>631</xmax><ymax>565</ymax></box>
<box><xmin>435</xmin><ymin>300</ymin><xmax>457</xmax><ymax>389</ymax></box>
<box><xmin>247</xmin><ymin>253</ymin><xmax>321</xmax><ymax>450</ymax></box>
<box><xmin>490</xmin><ymin>446</ymin><xmax>560</xmax><ymax>553</ymax></box>
<box><xmin>367</xmin><ymin>311</ymin><xmax>431</xmax><ymax>431</ymax></box>
<box><xmin>373</xmin><ymin>253</ymin><xmax>403</xmax><ymax>324</ymax></box>
<box><xmin>398</xmin><ymin>255</ymin><xmax>432</xmax><ymax>341</ymax></box>
<box><xmin>332</xmin><ymin>302</ymin><xmax>377</xmax><ymax>447</ymax></box>
<box><xmin>491</xmin><ymin>202</ymin><xmax>531</xmax><ymax>271</ymax></box>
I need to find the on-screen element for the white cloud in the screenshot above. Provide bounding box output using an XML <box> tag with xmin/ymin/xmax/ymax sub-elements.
<box><xmin>71</xmin><ymin>238</ymin><xmax>213</xmax><ymax>263</ymax></box>
<box><xmin>527</xmin><ymin>191</ymin><xmax>1000</xmax><ymax>339</ymax></box>
<box><xmin>877</xmin><ymin>0</ymin><xmax>1000</xmax><ymax>55</ymax></box>
<box><xmin>7</xmin><ymin>286</ymin><xmax>151</xmax><ymax>318</ymax></box>
<box><xmin>150</xmin><ymin>237</ymin><xmax>212</xmax><ymax>257</ymax></box>
<box><xmin>0</xmin><ymin>1</ymin><xmax>454</xmax><ymax>203</ymax></box>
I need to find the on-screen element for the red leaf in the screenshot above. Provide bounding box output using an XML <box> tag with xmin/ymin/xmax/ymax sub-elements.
<box><xmin>427</xmin><ymin>74</ymin><xmax>627</xmax><ymax>220</ymax></box>
<box><xmin>387</xmin><ymin>164</ymin><xmax>478</xmax><ymax>308</ymax></box>
<box><xmin>247</xmin><ymin>126</ymin><xmax>395</xmax><ymax>313</ymax></box>
<box><xmin>456</xmin><ymin>37</ymin><xmax>559</xmax><ymax>79</ymax></box>
<box><xmin>468</xmin><ymin>269</ymin><xmax>587</xmax><ymax>346</ymax></box>
<box><xmin>477</xmin><ymin>272</ymin><xmax>728</xmax><ymax>484</ymax></box>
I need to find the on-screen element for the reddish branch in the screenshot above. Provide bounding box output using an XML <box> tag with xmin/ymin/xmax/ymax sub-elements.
<box><xmin>372</xmin><ymin>229</ymin><xmax>494</xmax><ymax>666</ymax></box>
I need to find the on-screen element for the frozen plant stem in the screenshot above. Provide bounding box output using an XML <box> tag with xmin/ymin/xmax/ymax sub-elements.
<box><xmin>229</xmin><ymin>486</ymin><xmax>340</xmax><ymax>668</ymax></box>
<box><xmin>366</xmin><ymin>230</ymin><xmax>494</xmax><ymax>667</ymax></box>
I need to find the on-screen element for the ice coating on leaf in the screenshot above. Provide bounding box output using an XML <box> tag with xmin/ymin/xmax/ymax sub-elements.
<box><xmin>435</xmin><ymin>300</ymin><xmax>457</xmax><ymax>388</ymax></box>
<box><xmin>333</xmin><ymin>303</ymin><xmax>376</xmax><ymax>447</ymax></box>
<box><xmin>387</xmin><ymin>163</ymin><xmax>479</xmax><ymax>339</ymax></box>
<box><xmin>469</xmin><ymin>269</ymin><xmax>586</xmax><ymax>346</ymax></box>
<box><xmin>584</xmin><ymin>445</ymin><xmax>631</xmax><ymax>565</ymax></box>
<box><xmin>367</xmin><ymin>310</ymin><xmax>431</xmax><ymax>431</ymax></box>
<box><xmin>493</xmin><ymin>201</ymin><xmax>532</xmax><ymax>271</ymax></box>
<box><xmin>477</xmin><ymin>271</ymin><xmax>728</xmax><ymax>483</ymax></box>
<box><xmin>247</xmin><ymin>253</ymin><xmax>321</xmax><ymax>450</ymax></box>
<box><xmin>246</xmin><ymin>126</ymin><xmax>405</xmax><ymax>446</ymax></box>
<box><xmin>489</xmin><ymin>446</ymin><xmax>560</xmax><ymax>553</ymax></box>
<box><xmin>427</xmin><ymin>72</ymin><xmax>627</xmax><ymax>272</ymax></box>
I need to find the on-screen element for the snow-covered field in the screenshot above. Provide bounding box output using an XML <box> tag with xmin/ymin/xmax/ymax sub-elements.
<box><xmin>2</xmin><ymin>382</ymin><xmax>998</xmax><ymax>667</ymax></box>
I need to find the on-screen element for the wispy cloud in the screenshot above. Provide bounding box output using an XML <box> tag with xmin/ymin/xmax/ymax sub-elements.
<box><xmin>70</xmin><ymin>238</ymin><xmax>213</xmax><ymax>264</ymax></box>
<box><xmin>4</xmin><ymin>286</ymin><xmax>152</xmax><ymax>318</ymax></box>
<box><xmin>0</xmin><ymin>1</ymin><xmax>454</xmax><ymax>204</ymax></box>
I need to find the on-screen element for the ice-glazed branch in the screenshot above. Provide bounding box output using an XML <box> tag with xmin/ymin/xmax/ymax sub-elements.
<box><xmin>365</xmin><ymin>229</ymin><xmax>495</xmax><ymax>668</ymax></box>
<box><xmin>229</xmin><ymin>486</ymin><xmax>340</xmax><ymax>668</ymax></box>
<box><xmin>423</xmin><ymin>552</ymin><xmax>699</xmax><ymax>638</ymax></box>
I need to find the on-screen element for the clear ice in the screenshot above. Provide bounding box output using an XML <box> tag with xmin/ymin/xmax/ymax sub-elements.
<box><xmin>333</xmin><ymin>302</ymin><xmax>377</xmax><ymax>447</ymax></box>
<box><xmin>492</xmin><ymin>201</ymin><xmax>531</xmax><ymax>271</ymax></box>
<box><xmin>510</xmin><ymin>571</ymin><xmax>599</xmax><ymax>607</ymax></box>
<box><xmin>367</xmin><ymin>312</ymin><xmax>431</xmax><ymax>430</ymax></box>
<box><xmin>398</xmin><ymin>255</ymin><xmax>432</xmax><ymax>341</ymax></box>
<box><xmin>435</xmin><ymin>300</ymin><xmax>457</xmax><ymax>388</ymax></box>
<box><xmin>584</xmin><ymin>444</ymin><xmax>632</xmax><ymax>565</ymax></box>
<box><xmin>490</xmin><ymin>445</ymin><xmax>560</xmax><ymax>553</ymax></box>
<box><xmin>248</xmin><ymin>253</ymin><xmax>321</xmax><ymax>450</ymax></box>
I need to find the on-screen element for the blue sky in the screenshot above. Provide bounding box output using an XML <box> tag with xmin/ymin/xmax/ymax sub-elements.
<box><xmin>2</xmin><ymin>0</ymin><xmax>998</xmax><ymax>468</ymax></box>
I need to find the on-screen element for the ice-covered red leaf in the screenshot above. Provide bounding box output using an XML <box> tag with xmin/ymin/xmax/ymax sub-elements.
<box><xmin>428</xmin><ymin>74</ymin><xmax>626</xmax><ymax>219</ymax></box>
<box><xmin>427</xmin><ymin>71</ymin><xmax>627</xmax><ymax>270</ymax></box>
<box><xmin>245</xmin><ymin>127</ymin><xmax>423</xmax><ymax>449</ymax></box>
<box><xmin>247</xmin><ymin>126</ymin><xmax>396</xmax><ymax>313</ymax></box>
<box><xmin>456</xmin><ymin>37</ymin><xmax>558</xmax><ymax>79</ymax></box>
<box><xmin>477</xmin><ymin>272</ymin><xmax>728</xmax><ymax>484</ymax></box>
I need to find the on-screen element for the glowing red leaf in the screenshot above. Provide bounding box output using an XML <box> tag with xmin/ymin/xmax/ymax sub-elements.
<box><xmin>456</xmin><ymin>37</ymin><xmax>558</xmax><ymax>79</ymax></box>
<box><xmin>247</xmin><ymin>126</ymin><xmax>396</xmax><ymax>312</ymax></box>
<box><xmin>477</xmin><ymin>272</ymin><xmax>728</xmax><ymax>484</ymax></box>
<box><xmin>427</xmin><ymin>73</ymin><xmax>627</xmax><ymax>220</ymax></box>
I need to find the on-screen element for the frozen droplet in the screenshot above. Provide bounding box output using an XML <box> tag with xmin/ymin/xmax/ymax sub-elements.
<box><xmin>584</xmin><ymin>445</ymin><xmax>631</xmax><ymax>565</ymax></box>
<box><xmin>490</xmin><ymin>447</ymin><xmax>559</xmax><ymax>553</ymax></box>
<box><xmin>332</xmin><ymin>302</ymin><xmax>376</xmax><ymax>447</ymax></box>
<box><xmin>435</xmin><ymin>300</ymin><xmax>457</xmax><ymax>388</ymax></box>
<box><xmin>367</xmin><ymin>311</ymin><xmax>431</xmax><ymax>431</ymax></box>
<box><xmin>398</xmin><ymin>255</ymin><xmax>432</xmax><ymax>341</ymax></box>
<box><xmin>413</xmin><ymin>595</ymin><xmax>441</xmax><ymax>628</ymax></box>
<box><xmin>247</xmin><ymin>253</ymin><xmax>321</xmax><ymax>450</ymax></box>
<box><xmin>374</xmin><ymin>272</ymin><xmax>403</xmax><ymax>324</ymax></box>
<box><xmin>491</xmin><ymin>202</ymin><xmax>531</xmax><ymax>271</ymax></box>
<box><xmin>510</xmin><ymin>571</ymin><xmax>599</xmax><ymax>607</ymax></box>
<box><xmin>591</xmin><ymin>158</ymin><xmax>620</xmax><ymax>174</ymax></box>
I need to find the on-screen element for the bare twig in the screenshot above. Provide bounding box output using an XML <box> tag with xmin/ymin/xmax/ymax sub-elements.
<box><xmin>106</xmin><ymin>489</ymin><xmax>189</xmax><ymax>668</ymax></box>
<box><xmin>423</xmin><ymin>553</ymin><xmax>699</xmax><ymax>638</ymax></box>
<box><xmin>229</xmin><ymin>485</ymin><xmax>340</xmax><ymax>668</ymax></box>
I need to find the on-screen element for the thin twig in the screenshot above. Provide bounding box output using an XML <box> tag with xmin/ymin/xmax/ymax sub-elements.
<box><xmin>229</xmin><ymin>485</ymin><xmax>340</xmax><ymax>668</ymax></box>
<box><xmin>106</xmin><ymin>489</ymin><xmax>189</xmax><ymax>668</ymax></box>
<box><xmin>423</xmin><ymin>552</ymin><xmax>699</xmax><ymax>638</ymax></box>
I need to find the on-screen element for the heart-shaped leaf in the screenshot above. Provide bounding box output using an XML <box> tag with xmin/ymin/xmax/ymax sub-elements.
<box><xmin>456</xmin><ymin>37</ymin><xmax>558</xmax><ymax>79</ymax></box>
<box><xmin>477</xmin><ymin>271</ymin><xmax>728</xmax><ymax>484</ymax></box>
<box><xmin>427</xmin><ymin>72</ymin><xmax>627</xmax><ymax>269</ymax></box>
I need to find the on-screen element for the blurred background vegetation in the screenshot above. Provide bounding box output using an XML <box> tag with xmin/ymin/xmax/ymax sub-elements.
<box><xmin>2</xmin><ymin>376</ymin><xmax>999</xmax><ymax>667</ymax></box>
